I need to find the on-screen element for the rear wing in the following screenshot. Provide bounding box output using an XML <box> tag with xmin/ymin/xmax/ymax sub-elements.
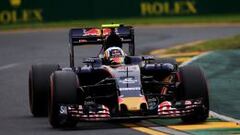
<box><xmin>69</xmin><ymin>26</ymin><xmax>134</xmax><ymax>46</ymax></box>
<box><xmin>68</xmin><ymin>24</ymin><xmax>135</xmax><ymax>67</ymax></box>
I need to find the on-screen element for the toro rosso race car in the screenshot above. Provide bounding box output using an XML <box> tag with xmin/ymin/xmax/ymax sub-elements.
<box><xmin>29</xmin><ymin>24</ymin><xmax>209</xmax><ymax>128</ymax></box>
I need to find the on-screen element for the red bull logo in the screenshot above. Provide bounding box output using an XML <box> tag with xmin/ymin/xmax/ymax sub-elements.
<box><xmin>83</xmin><ymin>28</ymin><xmax>101</xmax><ymax>36</ymax></box>
<box><xmin>103</xmin><ymin>28</ymin><xmax>112</xmax><ymax>36</ymax></box>
<box><xmin>83</xmin><ymin>28</ymin><xmax>115</xmax><ymax>37</ymax></box>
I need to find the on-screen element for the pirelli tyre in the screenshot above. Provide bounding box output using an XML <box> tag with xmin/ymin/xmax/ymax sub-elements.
<box><xmin>49</xmin><ymin>71</ymin><xmax>78</xmax><ymax>128</ymax></box>
<box><xmin>179</xmin><ymin>65</ymin><xmax>209</xmax><ymax>123</ymax></box>
<box><xmin>29</xmin><ymin>64</ymin><xmax>59</xmax><ymax>117</ymax></box>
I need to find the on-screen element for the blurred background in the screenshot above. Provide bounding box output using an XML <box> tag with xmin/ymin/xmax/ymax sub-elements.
<box><xmin>1</xmin><ymin>0</ymin><xmax>240</xmax><ymax>28</ymax></box>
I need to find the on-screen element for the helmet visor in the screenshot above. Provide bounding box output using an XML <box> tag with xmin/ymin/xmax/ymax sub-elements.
<box><xmin>110</xmin><ymin>57</ymin><xmax>124</xmax><ymax>64</ymax></box>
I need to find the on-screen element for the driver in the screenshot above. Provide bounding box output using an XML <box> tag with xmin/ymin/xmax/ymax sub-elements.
<box><xmin>104</xmin><ymin>47</ymin><xmax>125</xmax><ymax>65</ymax></box>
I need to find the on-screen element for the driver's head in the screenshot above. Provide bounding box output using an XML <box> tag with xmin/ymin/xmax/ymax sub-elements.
<box><xmin>104</xmin><ymin>47</ymin><xmax>125</xmax><ymax>65</ymax></box>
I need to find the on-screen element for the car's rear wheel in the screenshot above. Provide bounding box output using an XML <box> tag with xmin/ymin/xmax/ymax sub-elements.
<box><xmin>179</xmin><ymin>65</ymin><xmax>209</xmax><ymax>123</ymax></box>
<box><xmin>29</xmin><ymin>64</ymin><xmax>59</xmax><ymax>117</ymax></box>
<box><xmin>49</xmin><ymin>71</ymin><xmax>78</xmax><ymax>128</ymax></box>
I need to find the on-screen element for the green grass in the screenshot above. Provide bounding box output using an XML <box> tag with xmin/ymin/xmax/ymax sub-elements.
<box><xmin>189</xmin><ymin>128</ymin><xmax>240</xmax><ymax>135</ymax></box>
<box><xmin>166</xmin><ymin>35</ymin><xmax>240</xmax><ymax>53</ymax></box>
<box><xmin>1</xmin><ymin>14</ymin><xmax>240</xmax><ymax>31</ymax></box>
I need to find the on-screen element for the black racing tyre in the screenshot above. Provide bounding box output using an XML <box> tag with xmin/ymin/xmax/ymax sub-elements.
<box><xmin>179</xmin><ymin>65</ymin><xmax>209</xmax><ymax>123</ymax></box>
<box><xmin>49</xmin><ymin>71</ymin><xmax>78</xmax><ymax>128</ymax></box>
<box><xmin>154</xmin><ymin>58</ymin><xmax>177</xmax><ymax>65</ymax></box>
<box><xmin>29</xmin><ymin>64</ymin><xmax>59</xmax><ymax>117</ymax></box>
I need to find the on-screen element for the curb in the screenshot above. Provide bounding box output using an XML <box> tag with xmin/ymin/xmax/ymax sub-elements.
<box><xmin>149</xmin><ymin>40</ymin><xmax>205</xmax><ymax>63</ymax></box>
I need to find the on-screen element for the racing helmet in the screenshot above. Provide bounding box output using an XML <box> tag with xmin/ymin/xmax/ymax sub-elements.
<box><xmin>104</xmin><ymin>47</ymin><xmax>125</xmax><ymax>65</ymax></box>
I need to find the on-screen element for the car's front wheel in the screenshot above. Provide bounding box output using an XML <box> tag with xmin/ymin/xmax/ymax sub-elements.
<box><xmin>178</xmin><ymin>65</ymin><xmax>209</xmax><ymax>123</ymax></box>
<box><xmin>49</xmin><ymin>71</ymin><xmax>79</xmax><ymax>128</ymax></box>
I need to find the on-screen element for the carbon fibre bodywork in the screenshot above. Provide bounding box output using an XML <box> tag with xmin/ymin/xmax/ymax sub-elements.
<box><xmin>56</xmin><ymin>58</ymin><xmax>205</xmax><ymax>121</ymax></box>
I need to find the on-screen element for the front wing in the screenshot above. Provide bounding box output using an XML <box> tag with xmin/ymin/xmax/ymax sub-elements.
<box><xmin>58</xmin><ymin>98</ymin><xmax>204</xmax><ymax>121</ymax></box>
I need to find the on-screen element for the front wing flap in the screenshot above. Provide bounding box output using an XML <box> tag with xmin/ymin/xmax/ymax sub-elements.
<box><xmin>58</xmin><ymin>98</ymin><xmax>204</xmax><ymax>121</ymax></box>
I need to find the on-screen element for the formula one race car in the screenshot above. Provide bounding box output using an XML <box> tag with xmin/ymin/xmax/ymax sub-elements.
<box><xmin>29</xmin><ymin>24</ymin><xmax>209</xmax><ymax>128</ymax></box>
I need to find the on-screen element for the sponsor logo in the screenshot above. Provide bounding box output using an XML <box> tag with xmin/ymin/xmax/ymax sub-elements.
<box><xmin>141</xmin><ymin>1</ymin><xmax>197</xmax><ymax>16</ymax></box>
<box><xmin>0</xmin><ymin>0</ymin><xmax>43</xmax><ymax>24</ymax></box>
<box><xmin>84</xmin><ymin>100</ymin><xmax>95</xmax><ymax>106</ymax></box>
<box><xmin>9</xmin><ymin>0</ymin><xmax>21</xmax><ymax>8</ymax></box>
<box><xmin>143</xmin><ymin>55</ymin><xmax>154</xmax><ymax>60</ymax></box>
<box><xmin>116</xmin><ymin>65</ymin><xmax>139</xmax><ymax>72</ymax></box>
<box><xmin>79</xmin><ymin>39</ymin><xmax>88</xmax><ymax>43</ymax></box>
<box><xmin>83</xmin><ymin>28</ymin><xmax>101</xmax><ymax>36</ymax></box>
<box><xmin>119</xmin><ymin>87</ymin><xmax>141</xmax><ymax>91</ymax></box>
<box><xmin>103</xmin><ymin>28</ymin><xmax>112</xmax><ymax>36</ymax></box>
<box><xmin>119</xmin><ymin>77</ymin><xmax>138</xmax><ymax>84</ymax></box>
<box><xmin>59</xmin><ymin>106</ymin><xmax>68</xmax><ymax>114</ymax></box>
<box><xmin>147</xmin><ymin>96</ymin><xmax>159</xmax><ymax>110</ymax></box>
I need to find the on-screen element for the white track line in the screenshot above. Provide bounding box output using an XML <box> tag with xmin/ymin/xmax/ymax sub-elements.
<box><xmin>210</xmin><ymin>111</ymin><xmax>240</xmax><ymax>125</ymax></box>
<box><xmin>180</xmin><ymin>51</ymin><xmax>240</xmax><ymax>124</ymax></box>
<box><xmin>0</xmin><ymin>63</ymin><xmax>19</xmax><ymax>71</ymax></box>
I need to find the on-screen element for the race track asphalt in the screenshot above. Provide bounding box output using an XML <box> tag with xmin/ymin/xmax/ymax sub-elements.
<box><xmin>1</xmin><ymin>26</ymin><xmax>240</xmax><ymax>135</ymax></box>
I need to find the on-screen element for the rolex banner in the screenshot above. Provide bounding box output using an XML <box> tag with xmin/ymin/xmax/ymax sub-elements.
<box><xmin>0</xmin><ymin>0</ymin><xmax>240</xmax><ymax>24</ymax></box>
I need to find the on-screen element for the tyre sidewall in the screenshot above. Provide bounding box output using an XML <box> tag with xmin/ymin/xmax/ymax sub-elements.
<box><xmin>179</xmin><ymin>65</ymin><xmax>209</xmax><ymax>122</ymax></box>
<box><xmin>49</xmin><ymin>71</ymin><xmax>78</xmax><ymax>128</ymax></box>
<box><xmin>29</xmin><ymin>64</ymin><xmax>59</xmax><ymax>117</ymax></box>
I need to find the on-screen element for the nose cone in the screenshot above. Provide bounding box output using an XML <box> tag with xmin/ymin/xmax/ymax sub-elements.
<box><xmin>119</xmin><ymin>97</ymin><xmax>147</xmax><ymax>111</ymax></box>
